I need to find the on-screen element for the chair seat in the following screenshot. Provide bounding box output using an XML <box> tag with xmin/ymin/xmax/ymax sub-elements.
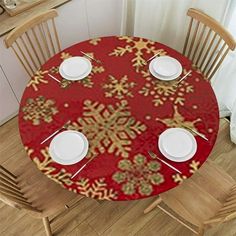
<box><xmin>160</xmin><ymin>161</ymin><xmax>235</xmax><ymax>227</ymax></box>
<box><xmin>14</xmin><ymin>158</ymin><xmax>83</xmax><ymax>218</ymax></box>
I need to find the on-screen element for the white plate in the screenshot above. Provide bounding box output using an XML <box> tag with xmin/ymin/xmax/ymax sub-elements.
<box><xmin>49</xmin><ymin>130</ymin><xmax>89</xmax><ymax>165</ymax></box>
<box><xmin>59</xmin><ymin>56</ymin><xmax>92</xmax><ymax>81</ymax></box>
<box><xmin>158</xmin><ymin>128</ymin><xmax>197</xmax><ymax>162</ymax></box>
<box><xmin>149</xmin><ymin>56</ymin><xmax>182</xmax><ymax>81</ymax></box>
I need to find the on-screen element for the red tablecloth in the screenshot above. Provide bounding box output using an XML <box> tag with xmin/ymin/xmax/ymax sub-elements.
<box><xmin>19</xmin><ymin>36</ymin><xmax>219</xmax><ymax>201</ymax></box>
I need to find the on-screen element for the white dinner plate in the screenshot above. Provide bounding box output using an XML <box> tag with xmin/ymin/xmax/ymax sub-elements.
<box><xmin>49</xmin><ymin>130</ymin><xmax>89</xmax><ymax>165</ymax></box>
<box><xmin>158</xmin><ymin>128</ymin><xmax>197</xmax><ymax>162</ymax></box>
<box><xmin>149</xmin><ymin>56</ymin><xmax>182</xmax><ymax>81</ymax></box>
<box><xmin>59</xmin><ymin>56</ymin><xmax>92</xmax><ymax>81</ymax></box>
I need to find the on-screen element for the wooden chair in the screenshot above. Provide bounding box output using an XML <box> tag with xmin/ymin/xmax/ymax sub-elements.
<box><xmin>0</xmin><ymin>161</ymin><xmax>84</xmax><ymax>236</ymax></box>
<box><xmin>183</xmin><ymin>8</ymin><xmax>236</xmax><ymax>80</ymax></box>
<box><xmin>144</xmin><ymin>161</ymin><xmax>236</xmax><ymax>235</ymax></box>
<box><xmin>4</xmin><ymin>9</ymin><xmax>61</xmax><ymax>77</ymax></box>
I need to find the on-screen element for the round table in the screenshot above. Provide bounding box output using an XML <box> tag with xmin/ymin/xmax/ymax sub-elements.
<box><xmin>19</xmin><ymin>36</ymin><xmax>219</xmax><ymax>201</ymax></box>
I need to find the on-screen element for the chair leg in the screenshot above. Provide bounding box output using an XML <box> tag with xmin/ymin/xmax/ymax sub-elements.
<box><xmin>144</xmin><ymin>196</ymin><xmax>162</xmax><ymax>214</ymax></box>
<box><xmin>43</xmin><ymin>217</ymin><xmax>52</xmax><ymax>236</ymax></box>
<box><xmin>198</xmin><ymin>227</ymin><xmax>205</xmax><ymax>236</ymax></box>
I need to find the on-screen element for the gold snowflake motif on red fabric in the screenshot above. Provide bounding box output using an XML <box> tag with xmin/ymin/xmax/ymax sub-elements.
<box><xmin>172</xmin><ymin>160</ymin><xmax>201</xmax><ymax>184</ymax></box>
<box><xmin>27</xmin><ymin>70</ymin><xmax>49</xmax><ymax>91</ymax></box>
<box><xmin>103</xmin><ymin>75</ymin><xmax>136</xmax><ymax>99</ymax></box>
<box><xmin>156</xmin><ymin>105</ymin><xmax>202</xmax><ymax>131</ymax></box>
<box><xmin>112</xmin><ymin>154</ymin><xmax>164</xmax><ymax>196</ymax></box>
<box><xmin>109</xmin><ymin>36</ymin><xmax>167</xmax><ymax>72</ymax></box>
<box><xmin>89</xmin><ymin>38</ymin><xmax>102</xmax><ymax>45</ymax></box>
<box><xmin>22</xmin><ymin>96</ymin><xmax>59</xmax><ymax>125</ymax></box>
<box><xmin>26</xmin><ymin>147</ymin><xmax>73</xmax><ymax>186</ymax></box>
<box><xmin>76</xmin><ymin>178</ymin><xmax>118</xmax><ymax>200</ymax></box>
<box><xmin>139</xmin><ymin>70</ymin><xmax>194</xmax><ymax>107</ymax></box>
<box><xmin>67</xmin><ymin>100</ymin><xmax>146</xmax><ymax>158</ymax></box>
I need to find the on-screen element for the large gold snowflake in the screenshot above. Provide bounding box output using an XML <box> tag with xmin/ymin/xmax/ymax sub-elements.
<box><xmin>103</xmin><ymin>75</ymin><xmax>136</xmax><ymax>99</ymax></box>
<box><xmin>139</xmin><ymin>70</ymin><xmax>194</xmax><ymax>106</ymax></box>
<box><xmin>76</xmin><ymin>178</ymin><xmax>118</xmax><ymax>200</ymax></box>
<box><xmin>27</xmin><ymin>70</ymin><xmax>48</xmax><ymax>91</ymax></box>
<box><xmin>26</xmin><ymin>147</ymin><xmax>73</xmax><ymax>186</ymax></box>
<box><xmin>22</xmin><ymin>96</ymin><xmax>58</xmax><ymax>125</ymax></box>
<box><xmin>112</xmin><ymin>154</ymin><xmax>164</xmax><ymax>196</ymax></box>
<box><xmin>156</xmin><ymin>105</ymin><xmax>201</xmax><ymax>130</ymax></box>
<box><xmin>67</xmin><ymin>100</ymin><xmax>147</xmax><ymax>158</ymax></box>
<box><xmin>109</xmin><ymin>36</ymin><xmax>167</xmax><ymax>72</ymax></box>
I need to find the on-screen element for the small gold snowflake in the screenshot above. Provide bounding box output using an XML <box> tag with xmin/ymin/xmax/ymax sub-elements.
<box><xmin>103</xmin><ymin>75</ymin><xmax>136</xmax><ymax>99</ymax></box>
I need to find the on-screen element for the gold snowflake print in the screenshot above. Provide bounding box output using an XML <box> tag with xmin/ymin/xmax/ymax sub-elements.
<box><xmin>172</xmin><ymin>173</ymin><xmax>187</xmax><ymax>184</ymax></box>
<box><xmin>103</xmin><ymin>75</ymin><xmax>136</xmax><ymax>99</ymax></box>
<box><xmin>49</xmin><ymin>66</ymin><xmax>59</xmax><ymax>74</ymax></box>
<box><xmin>156</xmin><ymin>105</ymin><xmax>201</xmax><ymax>131</ymax></box>
<box><xmin>67</xmin><ymin>100</ymin><xmax>146</xmax><ymax>158</ymax></box>
<box><xmin>27</xmin><ymin>70</ymin><xmax>48</xmax><ymax>91</ymax></box>
<box><xmin>22</xmin><ymin>96</ymin><xmax>59</xmax><ymax>125</ymax></box>
<box><xmin>109</xmin><ymin>36</ymin><xmax>167</xmax><ymax>72</ymax></box>
<box><xmin>112</xmin><ymin>154</ymin><xmax>164</xmax><ymax>196</ymax></box>
<box><xmin>76</xmin><ymin>178</ymin><xmax>118</xmax><ymax>200</ymax></box>
<box><xmin>60</xmin><ymin>52</ymin><xmax>72</xmax><ymax>60</ymax></box>
<box><xmin>139</xmin><ymin>70</ymin><xmax>194</xmax><ymax>107</ymax></box>
<box><xmin>27</xmin><ymin>147</ymin><xmax>73</xmax><ymax>186</ymax></box>
<box><xmin>189</xmin><ymin>160</ymin><xmax>200</xmax><ymax>174</ymax></box>
<box><xmin>89</xmin><ymin>38</ymin><xmax>101</xmax><ymax>45</ymax></box>
<box><xmin>172</xmin><ymin>160</ymin><xmax>201</xmax><ymax>184</ymax></box>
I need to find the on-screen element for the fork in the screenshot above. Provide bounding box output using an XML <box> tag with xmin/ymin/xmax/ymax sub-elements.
<box><xmin>148</xmin><ymin>151</ymin><xmax>182</xmax><ymax>174</ymax></box>
<box><xmin>40</xmin><ymin>120</ymin><xmax>71</xmax><ymax>144</ymax></box>
<box><xmin>80</xmin><ymin>51</ymin><xmax>102</xmax><ymax>64</ymax></box>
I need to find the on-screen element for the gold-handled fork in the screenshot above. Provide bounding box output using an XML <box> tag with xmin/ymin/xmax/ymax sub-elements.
<box><xmin>148</xmin><ymin>151</ymin><xmax>182</xmax><ymax>174</ymax></box>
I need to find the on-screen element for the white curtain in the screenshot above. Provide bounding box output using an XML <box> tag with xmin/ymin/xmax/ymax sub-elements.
<box><xmin>122</xmin><ymin>0</ymin><xmax>236</xmax><ymax>143</ymax></box>
<box><xmin>123</xmin><ymin>0</ymin><xmax>231</xmax><ymax>50</ymax></box>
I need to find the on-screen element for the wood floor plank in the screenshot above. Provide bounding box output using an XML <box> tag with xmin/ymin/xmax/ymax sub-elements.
<box><xmin>102</xmin><ymin>197</ymin><xmax>159</xmax><ymax>236</ymax></box>
<box><xmin>0</xmin><ymin>204</ymin><xmax>27</xmax><ymax>234</ymax></box>
<box><xmin>87</xmin><ymin>199</ymin><xmax>138</xmax><ymax>235</ymax></box>
<box><xmin>54</xmin><ymin>198</ymin><xmax>100</xmax><ymax>235</ymax></box>
<box><xmin>135</xmin><ymin>211</ymin><xmax>195</xmax><ymax>236</ymax></box>
<box><xmin>66</xmin><ymin>221</ymin><xmax>98</xmax><ymax>236</ymax></box>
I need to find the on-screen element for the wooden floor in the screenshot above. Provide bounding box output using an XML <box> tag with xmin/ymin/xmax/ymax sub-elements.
<box><xmin>1</xmin><ymin>117</ymin><xmax>236</xmax><ymax>236</ymax></box>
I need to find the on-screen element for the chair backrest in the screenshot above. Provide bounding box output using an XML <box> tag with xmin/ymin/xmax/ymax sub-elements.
<box><xmin>205</xmin><ymin>184</ymin><xmax>236</xmax><ymax>225</ymax></box>
<box><xmin>0</xmin><ymin>165</ymin><xmax>40</xmax><ymax>213</ymax></box>
<box><xmin>183</xmin><ymin>8</ymin><xmax>236</xmax><ymax>80</ymax></box>
<box><xmin>4</xmin><ymin>9</ymin><xmax>61</xmax><ymax>77</ymax></box>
